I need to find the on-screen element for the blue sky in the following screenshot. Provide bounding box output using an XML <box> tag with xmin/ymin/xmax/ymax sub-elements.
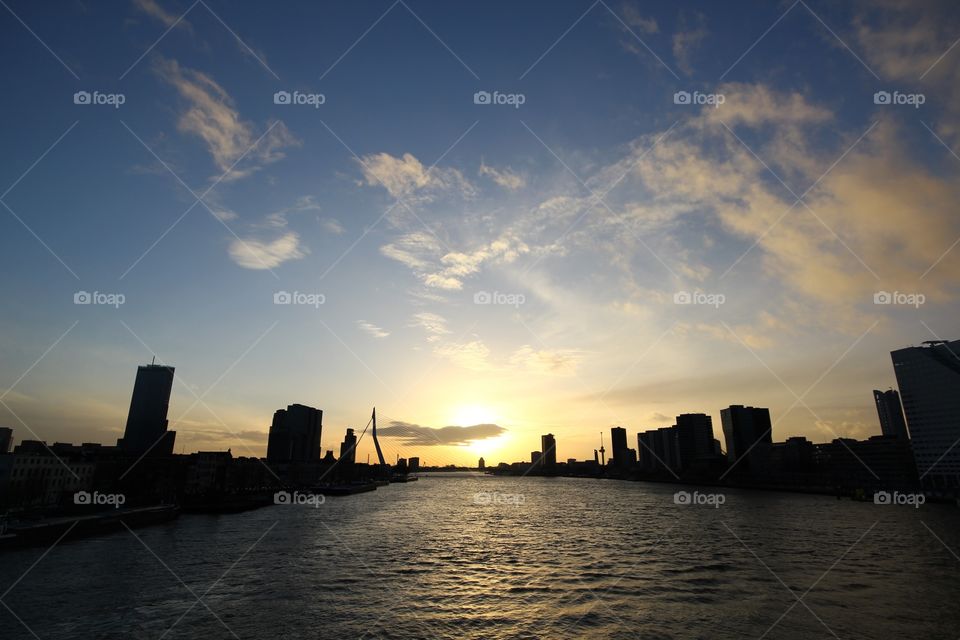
<box><xmin>1</xmin><ymin>0</ymin><xmax>958</xmax><ymax>465</ymax></box>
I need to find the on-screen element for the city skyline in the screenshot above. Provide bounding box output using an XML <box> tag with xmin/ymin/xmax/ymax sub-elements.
<box><xmin>1</xmin><ymin>335</ymin><xmax>949</xmax><ymax>470</ymax></box>
<box><xmin>2</xmin><ymin>0</ymin><xmax>959</xmax><ymax>466</ymax></box>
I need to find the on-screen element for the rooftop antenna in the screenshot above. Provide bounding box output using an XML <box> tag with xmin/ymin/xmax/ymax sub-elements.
<box><xmin>151</xmin><ymin>355</ymin><xmax>155</xmax><ymax>365</ymax></box>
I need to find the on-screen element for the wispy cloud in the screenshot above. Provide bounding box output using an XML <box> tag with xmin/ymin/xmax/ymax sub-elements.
<box><xmin>155</xmin><ymin>58</ymin><xmax>299</xmax><ymax>180</ymax></box>
<box><xmin>434</xmin><ymin>339</ymin><xmax>491</xmax><ymax>371</ymax></box>
<box><xmin>358</xmin><ymin>152</ymin><xmax>474</xmax><ymax>200</ymax></box>
<box><xmin>672</xmin><ymin>12</ymin><xmax>707</xmax><ymax>75</ymax></box>
<box><xmin>509</xmin><ymin>345</ymin><xmax>581</xmax><ymax>376</ymax></box>
<box><xmin>133</xmin><ymin>0</ymin><xmax>190</xmax><ymax>30</ymax></box>
<box><xmin>409</xmin><ymin>312</ymin><xmax>452</xmax><ymax>342</ymax></box>
<box><xmin>357</xmin><ymin>321</ymin><xmax>390</xmax><ymax>339</ymax></box>
<box><xmin>479</xmin><ymin>162</ymin><xmax>526</xmax><ymax>190</ymax></box>
<box><xmin>620</xmin><ymin>3</ymin><xmax>659</xmax><ymax>34</ymax></box>
<box><xmin>854</xmin><ymin>0</ymin><xmax>960</xmax><ymax>145</ymax></box>
<box><xmin>228</xmin><ymin>232</ymin><xmax>306</xmax><ymax>270</ymax></box>
<box><xmin>380</xmin><ymin>230</ymin><xmax>529</xmax><ymax>291</ymax></box>
<box><xmin>321</xmin><ymin>218</ymin><xmax>346</xmax><ymax>235</ymax></box>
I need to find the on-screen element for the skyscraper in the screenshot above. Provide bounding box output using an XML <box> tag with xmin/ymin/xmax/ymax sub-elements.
<box><xmin>891</xmin><ymin>340</ymin><xmax>960</xmax><ymax>491</ymax></box>
<box><xmin>610</xmin><ymin>426</ymin><xmax>635</xmax><ymax>468</ymax></box>
<box><xmin>720</xmin><ymin>405</ymin><xmax>772</xmax><ymax>476</ymax></box>
<box><xmin>339</xmin><ymin>428</ymin><xmax>357</xmax><ymax>464</ymax></box>
<box><xmin>638</xmin><ymin>427</ymin><xmax>680</xmax><ymax>473</ymax></box>
<box><xmin>873</xmin><ymin>389</ymin><xmax>909</xmax><ymax>439</ymax></box>
<box><xmin>675</xmin><ymin>413</ymin><xmax>715</xmax><ymax>469</ymax></box>
<box><xmin>0</xmin><ymin>427</ymin><xmax>12</xmax><ymax>454</ymax></box>
<box><xmin>266</xmin><ymin>404</ymin><xmax>323</xmax><ymax>462</ymax></box>
<box><xmin>541</xmin><ymin>433</ymin><xmax>557</xmax><ymax>468</ymax></box>
<box><xmin>118</xmin><ymin>363</ymin><xmax>176</xmax><ymax>456</ymax></box>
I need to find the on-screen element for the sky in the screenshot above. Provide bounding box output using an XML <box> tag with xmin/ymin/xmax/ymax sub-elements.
<box><xmin>0</xmin><ymin>0</ymin><xmax>958</xmax><ymax>467</ymax></box>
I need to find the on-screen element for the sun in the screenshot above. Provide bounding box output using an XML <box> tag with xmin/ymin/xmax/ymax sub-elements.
<box><xmin>450</xmin><ymin>404</ymin><xmax>498</xmax><ymax>427</ymax></box>
<box><xmin>448</xmin><ymin>404</ymin><xmax>507</xmax><ymax>460</ymax></box>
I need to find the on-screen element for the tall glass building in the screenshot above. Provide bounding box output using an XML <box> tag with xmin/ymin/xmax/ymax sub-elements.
<box><xmin>891</xmin><ymin>340</ymin><xmax>960</xmax><ymax>492</ymax></box>
<box><xmin>119</xmin><ymin>363</ymin><xmax>176</xmax><ymax>456</ymax></box>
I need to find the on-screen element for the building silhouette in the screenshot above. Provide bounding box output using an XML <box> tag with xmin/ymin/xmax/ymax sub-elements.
<box><xmin>720</xmin><ymin>405</ymin><xmax>772</xmax><ymax>476</ymax></box>
<box><xmin>818</xmin><ymin>435</ymin><xmax>917</xmax><ymax>491</ymax></box>
<box><xmin>610</xmin><ymin>426</ymin><xmax>635</xmax><ymax>468</ymax></box>
<box><xmin>541</xmin><ymin>433</ymin><xmax>557</xmax><ymax>469</ymax></box>
<box><xmin>638</xmin><ymin>426</ymin><xmax>680</xmax><ymax>474</ymax></box>
<box><xmin>339</xmin><ymin>428</ymin><xmax>357</xmax><ymax>465</ymax></box>
<box><xmin>873</xmin><ymin>389</ymin><xmax>909</xmax><ymax>439</ymax></box>
<box><xmin>478</xmin><ymin>457</ymin><xmax>485</xmax><ymax>471</ymax></box>
<box><xmin>892</xmin><ymin>340</ymin><xmax>960</xmax><ymax>492</ymax></box>
<box><xmin>675</xmin><ymin>413</ymin><xmax>715</xmax><ymax>470</ymax></box>
<box><xmin>266</xmin><ymin>404</ymin><xmax>323</xmax><ymax>462</ymax></box>
<box><xmin>408</xmin><ymin>456</ymin><xmax>420</xmax><ymax>472</ymax></box>
<box><xmin>118</xmin><ymin>363</ymin><xmax>176</xmax><ymax>456</ymax></box>
<box><xmin>0</xmin><ymin>427</ymin><xmax>12</xmax><ymax>454</ymax></box>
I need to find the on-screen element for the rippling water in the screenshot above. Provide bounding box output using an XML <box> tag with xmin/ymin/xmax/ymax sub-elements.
<box><xmin>2</xmin><ymin>474</ymin><xmax>959</xmax><ymax>639</ymax></box>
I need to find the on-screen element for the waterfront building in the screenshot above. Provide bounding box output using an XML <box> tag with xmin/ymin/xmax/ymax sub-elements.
<box><xmin>118</xmin><ymin>363</ymin><xmax>176</xmax><ymax>456</ymax></box>
<box><xmin>266</xmin><ymin>404</ymin><xmax>323</xmax><ymax>463</ymax></box>
<box><xmin>541</xmin><ymin>433</ymin><xmax>557</xmax><ymax>469</ymax></box>
<box><xmin>891</xmin><ymin>340</ymin><xmax>960</xmax><ymax>492</ymax></box>
<box><xmin>873</xmin><ymin>389</ymin><xmax>909</xmax><ymax>439</ymax></box>
<box><xmin>720</xmin><ymin>405</ymin><xmax>773</xmax><ymax>476</ymax></box>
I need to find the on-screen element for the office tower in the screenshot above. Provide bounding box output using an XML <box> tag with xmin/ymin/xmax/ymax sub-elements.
<box><xmin>639</xmin><ymin>428</ymin><xmax>678</xmax><ymax>474</ymax></box>
<box><xmin>408</xmin><ymin>457</ymin><xmax>420</xmax><ymax>472</ymax></box>
<box><xmin>118</xmin><ymin>363</ymin><xmax>176</xmax><ymax>456</ymax></box>
<box><xmin>654</xmin><ymin>427</ymin><xmax>681</xmax><ymax>472</ymax></box>
<box><xmin>720</xmin><ymin>405</ymin><xmax>773</xmax><ymax>475</ymax></box>
<box><xmin>638</xmin><ymin>431</ymin><xmax>656</xmax><ymax>472</ymax></box>
<box><xmin>0</xmin><ymin>427</ymin><xmax>12</xmax><ymax>454</ymax></box>
<box><xmin>478</xmin><ymin>457</ymin><xmax>485</xmax><ymax>471</ymax></box>
<box><xmin>873</xmin><ymin>389</ymin><xmax>909</xmax><ymax>439</ymax></box>
<box><xmin>531</xmin><ymin>451</ymin><xmax>542</xmax><ymax>465</ymax></box>
<box><xmin>610</xmin><ymin>426</ymin><xmax>630</xmax><ymax>467</ymax></box>
<box><xmin>675</xmin><ymin>413</ymin><xmax>715</xmax><ymax>469</ymax></box>
<box><xmin>892</xmin><ymin>340</ymin><xmax>960</xmax><ymax>491</ymax></box>
<box><xmin>541</xmin><ymin>433</ymin><xmax>557</xmax><ymax>468</ymax></box>
<box><xmin>266</xmin><ymin>404</ymin><xmax>323</xmax><ymax>462</ymax></box>
<box><xmin>339</xmin><ymin>428</ymin><xmax>357</xmax><ymax>464</ymax></box>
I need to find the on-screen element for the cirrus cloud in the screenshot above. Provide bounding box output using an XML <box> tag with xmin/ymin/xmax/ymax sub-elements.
<box><xmin>228</xmin><ymin>231</ymin><xmax>306</xmax><ymax>269</ymax></box>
